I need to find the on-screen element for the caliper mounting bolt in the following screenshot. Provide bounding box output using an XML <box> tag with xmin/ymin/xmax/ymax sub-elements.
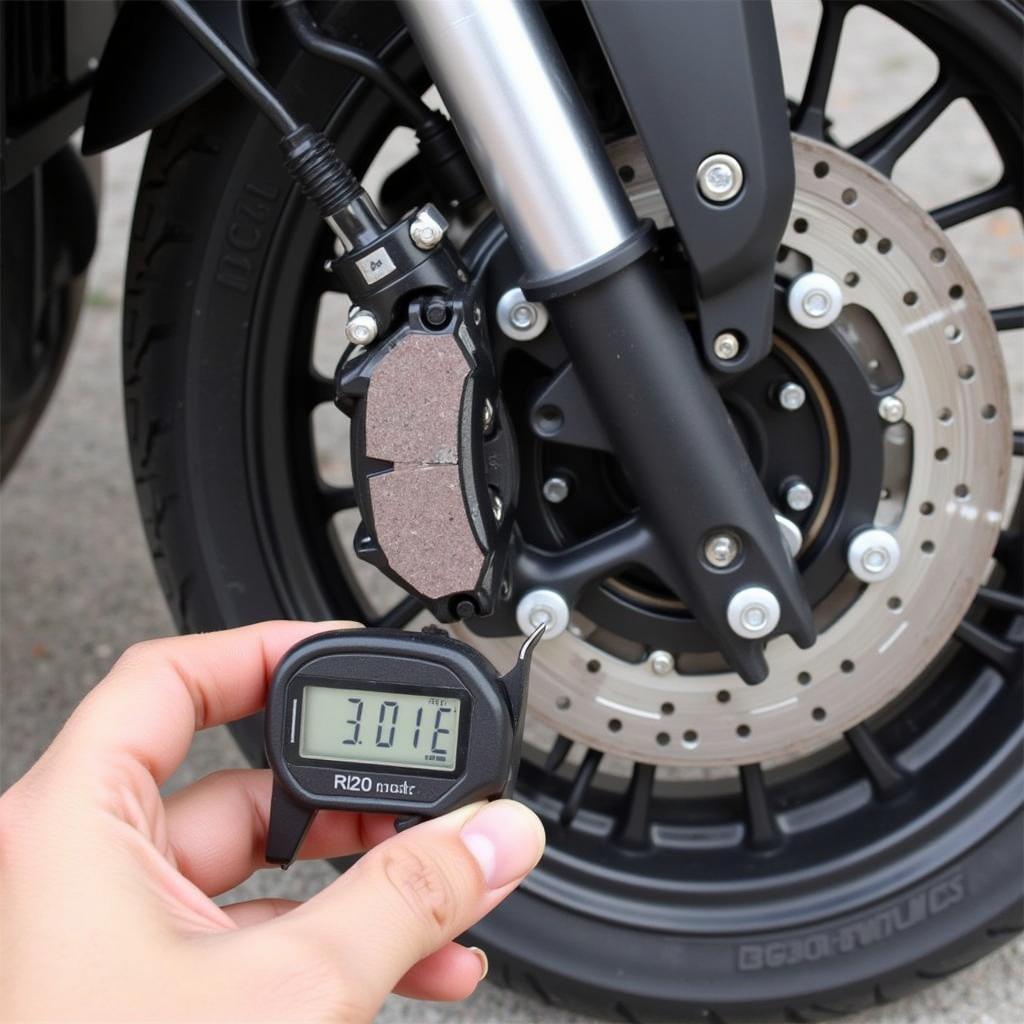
<box><xmin>516</xmin><ymin>589</ymin><xmax>570</xmax><ymax>639</ymax></box>
<box><xmin>727</xmin><ymin>587</ymin><xmax>781</xmax><ymax>640</ymax></box>
<box><xmin>409</xmin><ymin>204</ymin><xmax>448</xmax><ymax>250</ymax></box>
<box><xmin>713</xmin><ymin>332</ymin><xmax>741</xmax><ymax>361</ymax></box>
<box><xmin>847</xmin><ymin>528</ymin><xmax>901</xmax><ymax>583</ymax></box>
<box><xmin>704</xmin><ymin>532</ymin><xmax>741</xmax><ymax>568</ymax></box>
<box><xmin>497</xmin><ymin>287</ymin><xmax>549</xmax><ymax>341</ymax></box>
<box><xmin>696</xmin><ymin>153</ymin><xmax>744</xmax><ymax>203</ymax></box>
<box><xmin>345</xmin><ymin>307</ymin><xmax>378</xmax><ymax>346</ymax></box>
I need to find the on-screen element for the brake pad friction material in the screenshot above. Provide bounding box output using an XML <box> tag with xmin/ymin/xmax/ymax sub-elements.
<box><xmin>363</xmin><ymin>331</ymin><xmax>484</xmax><ymax>599</ymax></box>
<box><xmin>365</xmin><ymin>332</ymin><xmax>466</xmax><ymax>465</ymax></box>
<box><xmin>369</xmin><ymin>465</ymin><xmax>484</xmax><ymax>598</ymax></box>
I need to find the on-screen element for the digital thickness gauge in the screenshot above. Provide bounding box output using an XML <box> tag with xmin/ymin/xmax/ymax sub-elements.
<box><xmin>264</xmin><ymin>625</ymin><xmax>544</xmax><ymax>866</ymax></box>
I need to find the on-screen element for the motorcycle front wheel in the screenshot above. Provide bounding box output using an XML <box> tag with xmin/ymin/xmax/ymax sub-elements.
<box><xmin>124</xmin><ymin>1</ymin><xmax>1022</xmax><ymax>1019</ymax></box>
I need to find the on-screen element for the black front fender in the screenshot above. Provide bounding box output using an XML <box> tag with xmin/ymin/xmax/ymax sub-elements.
<box><xmin>81</xmin><ymin>0</ymin><xmax>254</xmax><ymax>155</ymax></box>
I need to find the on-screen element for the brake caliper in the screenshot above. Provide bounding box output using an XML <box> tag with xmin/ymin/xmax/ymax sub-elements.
<box><xmin>334</xmin><ymin>209</ymin><xmax>516</xmax><ymax>622</ymax></box>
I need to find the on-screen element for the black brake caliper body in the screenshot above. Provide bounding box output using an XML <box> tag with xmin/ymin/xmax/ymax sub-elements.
<box><xmin>334</xmin><ymin>214</ymin><xmax>516</xmax><ymax>622</ymax></box>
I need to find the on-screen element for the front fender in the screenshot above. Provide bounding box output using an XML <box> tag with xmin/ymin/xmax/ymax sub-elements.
<box><xmin>81</xmin><ymin>0</ymin><xmax>254</xmax><ymax>155</ymax></box>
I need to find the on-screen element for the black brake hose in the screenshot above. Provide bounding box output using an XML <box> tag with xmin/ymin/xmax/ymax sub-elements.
<box><xmin>159</xmin><ymin>0</ymin><xmax>386</xmax><ymax>247</ymax></box>
<box><xmin>281</xmin><ymin>0</ymin><xmax>431</xmax><ymax>130</ymax></box>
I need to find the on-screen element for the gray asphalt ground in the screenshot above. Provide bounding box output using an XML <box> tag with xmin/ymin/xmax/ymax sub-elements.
<box><xmin>1</xmin><ymin>3</ymin><xmax>1021</xmax><ymax>1021</ymax></box>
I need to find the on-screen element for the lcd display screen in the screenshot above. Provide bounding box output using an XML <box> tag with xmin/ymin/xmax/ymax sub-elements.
<box><xmin>299</xmin><ymin>685</ymin><xmax>461</xmax><ymax>771</ymax></box>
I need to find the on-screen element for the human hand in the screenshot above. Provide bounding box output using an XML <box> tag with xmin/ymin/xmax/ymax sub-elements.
<box><xmin>0</xmin><ymin>621</ymin><xmax>545</xmax><ymax>1022</ymax></box>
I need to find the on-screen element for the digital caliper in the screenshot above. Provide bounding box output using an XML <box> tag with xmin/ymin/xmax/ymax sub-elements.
<box><xmin>265</xmin><ymin>625</ymin><xmax>544</xmax><ymax>866</ymax></box>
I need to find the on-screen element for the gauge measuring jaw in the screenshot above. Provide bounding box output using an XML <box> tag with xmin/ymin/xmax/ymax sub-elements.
<box><xmin>264</xmin><ymin>626</ymin><xmax>543</xmax><ymax>867</ymax></box>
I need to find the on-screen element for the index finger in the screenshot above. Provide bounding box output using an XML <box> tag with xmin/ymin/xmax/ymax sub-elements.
<box><xmin>58</xmin><ymin>620</ymin><xmax>358</xmax><ymax>784</ymax></box>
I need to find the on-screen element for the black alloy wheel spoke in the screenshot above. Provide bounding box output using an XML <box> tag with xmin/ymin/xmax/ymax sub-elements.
<box><xmin>739</xmin><ymin>763</ymin><xmax>782</xmax><ymax>851</ymax></box>
<box><xmin>319</xmin><ymin>483</ymin><xmax>357</xmax><ymax>516</ymax></box>
<box><xmin>617</xmin><ymin>762</ymin><xmax>656</xmax><ymax>848</ymax></box>
<box><xmin>992</xmin><ymin>306</ymin><xmax>1024</xmax><ymax>332</ymax></box>
<box><xmin>792</xmin><ymin>1</ymin><xmax>849</xmax><ymax>139</ymax></box>
<box><xmin>560</xmin><ymin>748</ymin><xmax>603</xmax><ymax>826</ymax></box>
<box><xmin>954</xmin><ymin>619</ymin><xmax>1022</xmax><ymax>678</ymax></box>
<box><xmin>845</xmin><ymin>723</ymin><xmax>909</xmax><ymax>799</ymax></box>
<box><xmin>543</xmin><ymin>734</ymin><xmax>574</xmax><ymax>774</ymax></box>
<box><xmin>849</xmin><ymin>75</ymin><xmax>960</xmax><ymax>178</ymax></box>
<box><xmin>975</xmin><ymin>585</ymin><xmax>1024</xmax><ymax>615</ymax></box>
<box><xmin>996</xmin><ymin>530</ymin><xmax>1022</xmax><ymax>568</ymax></box>
<box><xmin>930</xmin><ymin>178</ymin><xmax>1017</xmax><ymax>230</ymax></box>
<box><xmin>375</xmin><ymin>594</ymin><xmax>422</xmax><ymax>629</ymax></box>
<box><xmin>1014</xmin><ymin>431</ymin><xmax>1023</xmax><ymax>458</ymax></box>
<box><xmin>307</xmin><ymin>370</ymin><xmax>337</xmax><ymax>409</ymax></box>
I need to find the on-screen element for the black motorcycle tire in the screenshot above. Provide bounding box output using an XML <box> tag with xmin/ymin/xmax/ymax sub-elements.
<box><xmin>123</xmin><ymin>1</ymin><xmax>1022</xmax><ymax>1020</ymax></box>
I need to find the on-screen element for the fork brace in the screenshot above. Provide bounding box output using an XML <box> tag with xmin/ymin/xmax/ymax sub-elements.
<box><xmin>403</xmin><ymin>0</ymin><xmax>813</xmax><ymax>682</ymax></box>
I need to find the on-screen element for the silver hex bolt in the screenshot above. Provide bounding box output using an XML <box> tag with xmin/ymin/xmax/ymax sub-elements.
<box><xmin>497</xmin><ymin>287</ymin><xmax>549</xmax><ymax>341</ymax></box>
<box><xmin>787</xmin><ymin>272</ymin><xmax>844</xmax><ymax>329</ymax></box>
<box><xmin>542</xmin><ymin>476</ymin><xmax>570</xmax><ymax>504</ymax></box>
<box><xmin>776</xmin><ymin>382</ymin><xmax>807</xmax><ymax>412</ymax></box>
<box><xmin>713</xmin><ymin>332</ymin><xmax>741</xmax><ymax>361</ymax></box>
<box><xmin>727</xmin><ymin>587</ymin><xmax>781</xmax><ymax>640</ymax></box>
<box><xmin>515</xmin><ymin>588</ymin><xmax>570</xmax><ymax>639</ymax></box>
<box><xmin>704</xmin><ymin>532</ymin><xmax>741</xmax><ymax>568</ymax></box>
<box><xmin>491</xmin><ymin>492</ymin><xmax>504</xmax><ymax>523</ymax></box>
<box><xmin>696</xmin><ymin>153</ymin><xmax>744</xmax><ymax>203</ymax></box>
<box><xmin>409</xmin><ymin>204</ymin><xmax>448</xmax><ymax>250</ymax></box>
<box><xmin>878</xmin><ymin>395</ymin><xmax>905</xmax><ymax>423</ymax></box>
<box><xmin>649</xmin><ymin>650</ymin><xmax>675</xmax><ymax>676</ymax></box>
<box><xmin>345</xmin><ymin>307</ymin><xmax>378</xmax><ymax>346</ymax></box>
<box><xmin>784</xmin><ymin>480</ymin><xmax>814</xmax><ymax>512</ymax></box>
<box><xmin>847</xmin><ymin>528</ymin><xmax>901</xmax><ymax>583</ymax></box>
<box><xmin>482</xmin><ymin>399</ymin><xmax>495</xmax><ymax>433</ymax></box>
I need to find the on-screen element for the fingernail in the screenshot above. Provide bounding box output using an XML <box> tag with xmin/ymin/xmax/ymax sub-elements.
<box><xmin>460</xmin><ymin>800</ymin><xmax>545</xmax><ymax>889</ymax></box>
<box><xmin>469</xmin><ymin>946</ymin><xmax>489</xmax><ymax>981</ymax></box>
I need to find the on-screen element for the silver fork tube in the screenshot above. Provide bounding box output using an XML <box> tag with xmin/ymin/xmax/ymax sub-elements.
<box><xmin>400</xmin><ymin>0</ymin><xmax>639</xmax><ymax>284</ymax></box>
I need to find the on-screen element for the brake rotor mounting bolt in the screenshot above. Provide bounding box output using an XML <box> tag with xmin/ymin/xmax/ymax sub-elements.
<box><xmin>705</xmin><ymin>532</ymin><xmax>741</xmax><ymax>568</ymax></box>
<box><xmin>727</xmin><ymin>587</ymin><xmax>781</xmax><ymax>640</ymax></box>
<box><xmin>409</xmin><ymin>205</ymin><xmax>448</xmax><ymax>250</ymax></box>
<box><xmin>776</xmin><ymin>382</ymin><xmax>807</xmax><ymax>412</ymax></box>
<box><xmin>345</xmin><ymin>307</ymin><xmax>378</xmax><ymax>346</ymax></box>
<box><xmin>787</xmin><ymin>272</ymin><xmax>844</xmax><ymax>330</ymax></box>
<box><xmin>497</xmin><ymin>287</ymin><xmax>549</xmax><ymax>341</ymax></box>
<box><xmin>696</xmin><ymin>153</ymin><xmax>744</xmax><ymax>203</ymax></box>
<box><xmin>847</xmin><ymin>528</ymin><xmax>901</xmax><ymax>583</ymax></box>
<box><xmin>542</xmin><ymin>476</ymin><xmax>570</xmax><ymax>504</ymax></box>
<box><xmin>649</xmin><ymin>650</ymin><xmax>675</xmax><ymax>676</ymax></box>
<box><xmin>878</xmin><ymin>395</ymin><xmax>905</xmax><ymax>423</ymax></box>
<box><xmin>515</xmin><ymin>588</ymin><xmax>570</xmax><ymax>639</ymax></box>
<box><xmin>713</xmin><ymin>332</ymin><xmax>741</xmax><ymax>361</ymax></box>
<box><xmin>784</xmin><ymin>481</ymin><xmax>814</xmax><ymax>512</ymax></box>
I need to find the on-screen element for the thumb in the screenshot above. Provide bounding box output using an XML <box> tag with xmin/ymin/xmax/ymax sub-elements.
<box><xmin>272</xmin><ymin>800</ymin><xmax>544</xmax><ymax>1014</ymax></box>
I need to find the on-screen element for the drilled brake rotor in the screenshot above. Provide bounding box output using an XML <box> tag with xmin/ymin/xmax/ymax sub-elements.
<box><xmin>456</xmin><ymin>134</ymin><xmax>1011</xmax><ymax>769</ymax></box>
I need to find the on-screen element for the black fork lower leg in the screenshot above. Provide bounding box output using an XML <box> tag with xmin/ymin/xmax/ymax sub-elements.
<box><xmin>404</xmin><ymin>0</ymin><xmax>813</xmax><ymax>682</ymax></box>
<box><xmin>543</xmin><ymin>255</ymin><xmax>815</xmax><ymax>682</ymax></box>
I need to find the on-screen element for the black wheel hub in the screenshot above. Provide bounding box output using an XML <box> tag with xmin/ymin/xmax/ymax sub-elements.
<box><xmin>467</xmin><ymin>221</ymin><xmax>886</xmax><ymax>658</ymax></box>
